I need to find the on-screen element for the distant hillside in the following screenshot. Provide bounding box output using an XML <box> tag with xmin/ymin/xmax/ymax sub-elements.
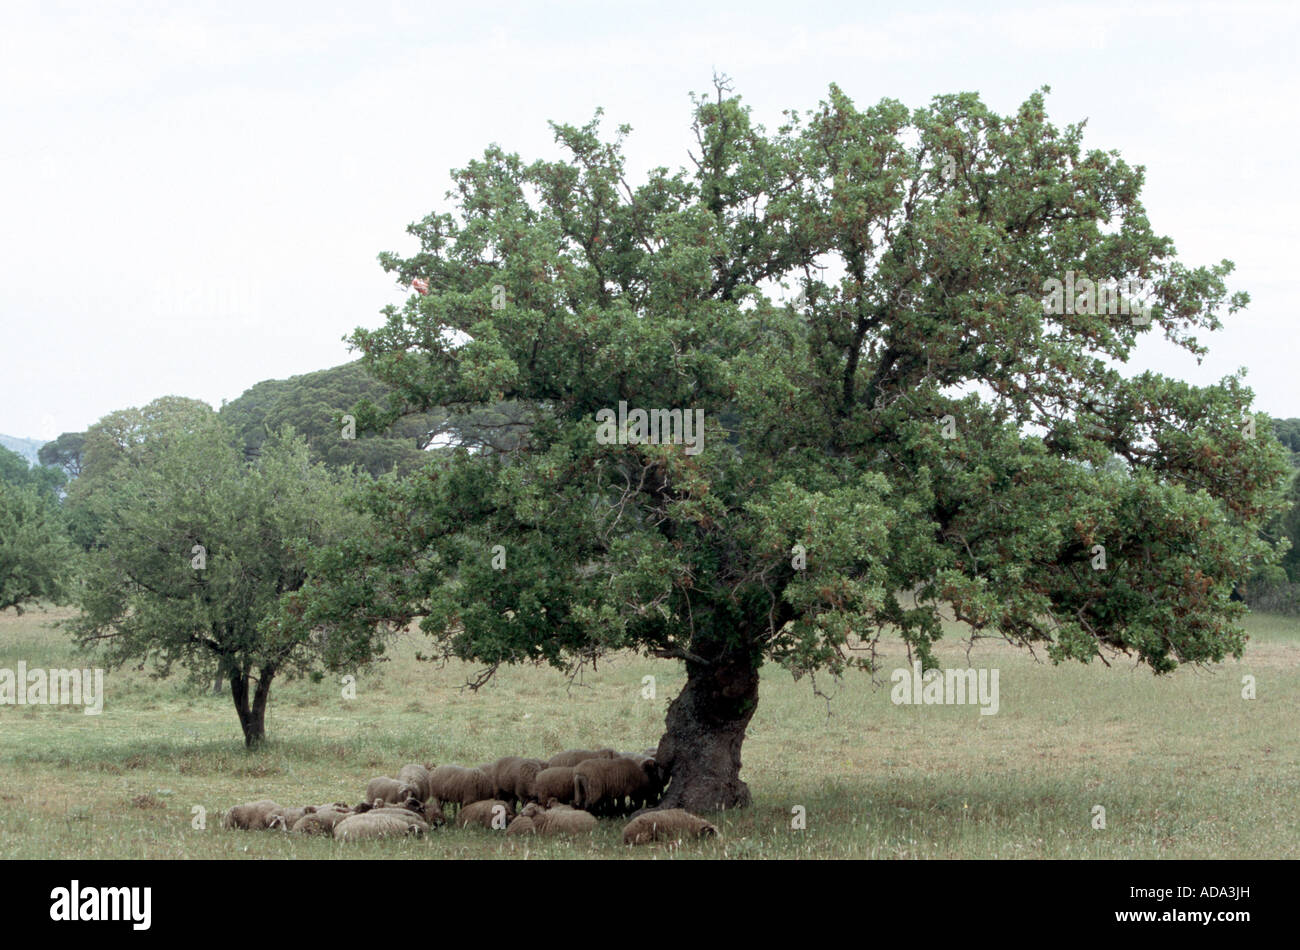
<box><xmin>0</xmin><ymin>434</ymin><xmax>46</xmax><ymax>466</ymax></box>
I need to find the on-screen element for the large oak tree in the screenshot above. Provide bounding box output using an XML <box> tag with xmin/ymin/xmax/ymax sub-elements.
<box><xmin>300</xmin><ymin>81</ymin><xmax>1291</xmax><ymax>809</ymax></box>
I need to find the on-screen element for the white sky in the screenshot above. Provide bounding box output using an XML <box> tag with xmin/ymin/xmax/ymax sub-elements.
<box><xmin>2</xmin><ymin>0</ymin><xmax>1296</xmax><ymax>441</ymax></box>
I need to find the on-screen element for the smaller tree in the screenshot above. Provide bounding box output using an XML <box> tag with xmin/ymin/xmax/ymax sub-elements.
<box><xmin>70</xmin><ymin>402</ymin><xmax>369</xmax><ymax>746</ymax></box>
<box><xmin>38</xmin><ymin>432</ymin><xmax>86</xmax><ymax>479</ymax></box>
<box><xmin>0</xmin><ymin>481</ymin><xmax>73</xmax><ymax>613</ymax></box>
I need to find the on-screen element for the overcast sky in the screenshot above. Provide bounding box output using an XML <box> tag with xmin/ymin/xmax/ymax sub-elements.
<box><xmin>3</xmin><ymin>0</ymin><xmax>1296</xmax><ymax>441</ymax></box>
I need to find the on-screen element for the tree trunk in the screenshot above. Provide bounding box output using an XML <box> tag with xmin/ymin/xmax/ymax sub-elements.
<box><xmin>211</xmin><ymin>655</ymin><xmax>229</xmax><ymax>695</ymax></box>
<box><xmin>655</xmin><ymin>650</ymin><xmax>760</xmax><ymax>812</ymax></box>
<box><xmin>230</xmin><ymin>665</ymin><xmax>274</xmax><ymax>748</ymax></box>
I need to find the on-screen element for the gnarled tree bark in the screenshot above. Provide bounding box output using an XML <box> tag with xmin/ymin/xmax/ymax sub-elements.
<box><xmin>655</xmin><ymin>648</ymin><xmax>760</xmax><ymax>812</ymax></box>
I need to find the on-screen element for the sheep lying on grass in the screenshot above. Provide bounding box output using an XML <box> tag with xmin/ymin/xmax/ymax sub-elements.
<box><xmin>221</xmin><ymin>800</ymin><xmax>287</xmax><ymax>831</ymax></box>
<box><xmin>364</xmin><ymin>806</ymin><xmax>430</xmax><ymax>835</ymax></box>
<box><xmin>621</xmin><ymin>809</ymin><xmax>718</xmax><ymax>845</ymax></box>
<box><xmin>456</xmin><ymin>799</ymin><xmax>515</xmax><ymax>830</ymax></box>
<box><xmin>292</xmin><ymin>805</ymin><xmax>353</xmax><ymax>835</ymax></box>
<box><xmin>509</xmin><ymin>802</ymin><xmax>598</xmax><ymax>836</ymax></box>
<box><xmin>334</xmin><ymin>811</ymin><xmax>423</xmax><ymax>841</ymax></box>
<box><xmin>505</xmin><ymin>814</ymin><xmax>536</xmax><ymax>836</ymax></box>
<box><xmin>267</xmin><ymin>806</ymin><xmax>317</xmax><ymax>830</ymax></box>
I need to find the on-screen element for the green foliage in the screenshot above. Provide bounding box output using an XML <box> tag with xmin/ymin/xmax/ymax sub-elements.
<box><xmin>305</xmin><ymin>80</ymin><xmax>1289</xmax><ymax>715</ymax></box>
<box><xmin>37</xmin><ymin>432</ymin><xmax>86</xmax><ymax>479</ymax></box>
<box><xmin>0</xmin><ymin>445</ymin><xmax>74</xmax><ymax>613</ymax></box>
<box><xmin>218</xmin><ymin>360</ymin><xmax>443</xmax><ymax>477</ymax></box>
<box><xmin>68</xmin><ymin>397</ymin><xmax>371</xmax><ymax>745</ymax></box>
<box><xmin>1270</xmin><ymin>417</ymin><xmax>1300</xmax><ymax>467</ymax></box>
<box><xmin>0</xmin><ymin>480</ymin><xmax>73</xmax><ymax>613</ymax></box>
<box><xmin>0</xmin><ymin>445</ymin><xmax>67</xmax><ymax>500</ymax></box>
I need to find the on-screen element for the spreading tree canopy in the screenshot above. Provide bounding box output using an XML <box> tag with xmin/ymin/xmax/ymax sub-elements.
<box><xmin>299</xmin><ymin>81</ymin><xmax>1292</xmax><ymax>809</ymax></box>
<box><xmin>218</xmin><ymin>361</ymin><xmax>442</xmax><ymax>476</ymax></box>
<box><xmin>38</xmin><ymin>432</ymin><xmax>86</xmax><ymax>480</ymax></box>
<box><xmin>69</xmin><ymin>398</ymin><xmax>370</xmax><ymax>746</ymax></box>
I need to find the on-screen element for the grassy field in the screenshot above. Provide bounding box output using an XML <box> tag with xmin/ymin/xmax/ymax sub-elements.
<box><xmin>1</xmin><ymin>605</ymin><xmax>1296</xmax><ymax>859</ymax></box>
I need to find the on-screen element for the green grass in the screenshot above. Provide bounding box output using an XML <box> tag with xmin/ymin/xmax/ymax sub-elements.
<box><xmin>1</xmin><ymin>605</ymin><xmax>1296</xmax><ymax>858</ymax></box>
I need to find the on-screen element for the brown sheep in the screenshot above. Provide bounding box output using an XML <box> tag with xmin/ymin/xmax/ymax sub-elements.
<box><xmin>334</xmin><ymin>812</ymin><xmax>422</xmax><ymax>841</ymax></box>
<box><xmin>505</xmin><ymin>814</ymin><xmax>536</xmax><ymax>836</ymax></box>
<box><xmin>396</xmin><ymin>763</ymin><xmax>435</xmax><ymax>802</ymax></box>
<box><xmin>408</xmin><ymin>797</ymin><xmax>446</xmax><ymax>827</ymax></box>
<box><xmin>574</xmin><ymin>756</ymin><xmax>666</xmax><ymax>816</ymax></box>
<box><xmin>428</xmin><ymin>765</ymin><xmax>495</xmax><ymax>811</ymax></box>
<box><xmin>364</xmin><ymin>806</ymin><xmax>430</xmax><ymax>835</ymax></box>
<box><xmin>615</xmin><ymin>754</ymin><xmax>669</xmax><ymax>811</ymax></box>
<box><xmin>546</xmin><ymin>748</ymin><xmax>618</xmax><ymax>769</ymax></box>
<box><xmin>531</xmin><ymin>766</ymin><xmax>579</xmax><ymax>806</ymax></box>
<box><xmin>291</xmin><ymin>806</ymin><xmax>352</xmax><ymax>836</ymax></box>
<box><xmin>267</xmin><ymin>805</ymin><xmax>317</xmax><ymax>831</ymax></box>
<box><xmin>478</xmin><ymin>757</ymin><xmax>510</xmax><ymax>794</ymax></box>
<box><xmin>364</xmin><ymin>777</ymin><xmax>407</xmax><ymax>805</ymax></box>
<box><xmin>512</xmin><ymin>758</ymin><xmax>551</xmax><ymax>805</ymax></box>
<box><xmin>456</xmin><ymin>799</ymin><xmax>515</xmax><ymax>830</ymax></box>
<box><xmin>621</xmin><ymin>809</ymin><xmax>719</xmax><ymax>845</ymax></box>
<box><xmin>221</xmin><ymin>800</ymin><xmax>285</xmax><ymax>831</ymax></box>
<box><xmin>520</xmin><ymin>802</ymin><xmax>597</xmax><ymax>836</ymax></box>
<box><xmin>484</xmin><ymin>756</ymin><xmax>550</xmax><ymax>806</ymax></box>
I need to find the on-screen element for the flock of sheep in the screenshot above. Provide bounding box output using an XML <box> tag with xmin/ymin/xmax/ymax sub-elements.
<box><xmin>220</xmin><ymin>746</ymin><xmax>720</xmax><ymax>847</ymax></box>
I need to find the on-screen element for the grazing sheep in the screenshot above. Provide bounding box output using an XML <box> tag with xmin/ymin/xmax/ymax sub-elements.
<box><xmin>396</xmin><ymin>764</ymin><xmax>434</xmax><ymax>802</ymax></box>
<box><xmin>546</xmin><ymin>748</ymin><xmax>618</xmax><ymax>769</ymax></box>
<box><xmin>531</xmin><ymin>767</ymin><xmax>579</xmax><ymax>806</ymax></box>
<box><xmin>484</xmin><ymin>756</ymin><xmax>550</xmax><ymax>806</ymax></box>
<box><xmin>221</xmin><ymin>800</ymin><xmax>285</xmax><ymax>831</ymax></box>
<box><xmin>334</xmin><ymin>812</ymin><xmax>422</xmax><ymax>842</ymax></box>
<box><xmin>520</xmin><ymin>802</ymin><xmax>597</xmax><ymax>836</ymax></box>
<box><xmin>292</xmin><ymin>806</ymin><xmax>353</xmax><ymax>836</ymax></box>
<box><xmin>574</xmin><ymin>756</ymin><xmax>666</xmax><ymax>816</ymax></box>
<box><xmin>513</xmin><ymin>758</ymin><xmax>551</xmax><ymax>805</ymax></box>
<box><xmin>456</xmin><ymin>799</ymin><xmax>515</xmax><ymax>830</ymax></box>
<box><xmin>613</xmin><ymin>754</ymin><xmax>668</xmax><ymax>811</ymax></box>
<box><xmin>479</xmin><ymin>757</ymin><xmax>510</xmax><ymax>795</ymax></box>
<box><xmin>364</xmin><ymin>777</ymin><xmax>407</xmax><ymax>805</ymax></box>
<box><xmin>428</xmin><ymin>765</ymin><xmax>495</xmax><ymax>811</ymax></box>
<box><xmin>621</xmin><ymin>809</ymin><xmax>719</xmax><ymax>845</ymax></box>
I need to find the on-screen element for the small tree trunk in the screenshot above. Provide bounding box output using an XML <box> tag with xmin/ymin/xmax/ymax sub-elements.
<box><xmin>655</xmin><ymin>649</ymin><xmax>760</xmax><ymax>812</ymax></box>
<box><xmin>229</xmin><ymin>665</ymin><xmax>273</xmax><ymax>748</ymax></box>
<box><xmin>249</xmin><ymin>665</ymin><xmax>274</xmax><ymax>746</ymax></box>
